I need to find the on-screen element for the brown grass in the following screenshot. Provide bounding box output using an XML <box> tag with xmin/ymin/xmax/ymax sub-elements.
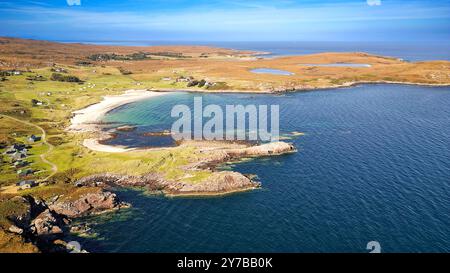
<box><xmin>1</xmin><ymin>37</ymin><xmax>449</xmax><ymax>92</ymax></box>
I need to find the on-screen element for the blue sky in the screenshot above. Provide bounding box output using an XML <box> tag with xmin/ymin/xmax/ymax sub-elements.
<box><xmin>0</xmin><ymin>0</ymin><xmax>449</xmax><ymax>42</ymax></box>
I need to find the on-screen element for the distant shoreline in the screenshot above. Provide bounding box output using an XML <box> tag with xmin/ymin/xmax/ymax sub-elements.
<box><xmin>149</xmin><ymin>80</ymin><xmax>450</xmax><ymax>94</ymax></box>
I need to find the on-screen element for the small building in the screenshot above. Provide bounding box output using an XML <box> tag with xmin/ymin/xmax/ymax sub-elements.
<box><xmin>14</xmin><ymin>160</ymin><xmax>29</xmax><ymax>168</ymax></box>
<box><xmin>28</xmin><ymin>135</ymin><xmax>41</xmax><ymax>143</ymax></box>
<box><xmin>52</xmin><ymin>67</ymin><xmax>67</xmax><ymax>73</ymax></box>
<box><xmin>31</xmin><ymin>99</ymin><xmax>44</xmax><ymax>106</ymax></box>
<box><xmin>5</xmin><ymin>143</ymin><xmax>26</xmax><ymax>154</ymax></box>
<box><xmin>11</xmin><ymin>151</ymin><xmax>27</xmax><ymax>161</ymax></box>
<box><xmin>14</xmin><ymin>143</ymin><xmax>26</xmax><ymax>150</ymax></box>
<box><xmin>176</xmin><ymin>76</ymin><xmax>193</xmax><ymax>83</ymax></box>
<box><xmin>16</xmin><ymin>180</ymin><xmax>37</xmax><ymax>190</ymax></box>
<box><xmin>5</xmin><ymin>147</ymin><xmax>16</xmax><ymax>154</ymax></box>
<box><xmin>18</xmin><ymin>169</ymin><xmax>34</xmax><ymax>177</ymax></box>
<box><xmin>0</xmin><ymin>70</ymin><xmax>23</xmax><ymax>76</ymax></box>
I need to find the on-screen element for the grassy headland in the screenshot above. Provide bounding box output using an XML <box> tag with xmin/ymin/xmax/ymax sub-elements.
<box><xmin>0</xmin><ymin>37</ymin><xmax>449</xmax><ymax>252</ymax></box>
<box><xmin>0</xmin><ymin>36</ymin><xmax>448</xmax><ymax>179</ymax></box>
<box><xmin>0</xmin><ymin>37</ymin><xmax>449</xmax><ymax>190</ymax></box>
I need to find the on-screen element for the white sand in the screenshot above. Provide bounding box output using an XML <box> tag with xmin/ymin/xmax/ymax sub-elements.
<box><xmin>68</xmin><ymin>90</ymin><xmax>168</xmax><ymax>152</ymax></box>
<box><xmin>69</xmin><ymin>89</ymin><xmax>166</xmax><ymax>132</ymax></box>
<box><xmin>83</xmin><ymin>138</ymin><xmax>134</xmax><ymax>153</ymax></box>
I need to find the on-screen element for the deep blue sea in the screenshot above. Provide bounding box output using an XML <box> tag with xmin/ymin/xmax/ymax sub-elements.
<box><xmin>61</xmin><ymin>40</ymin><xmax>450</xmax><ymax>61</ymax></box>
<box><xmin>76</xmin><ymin>84</ymin><xmax>450</xmax><ymax>253</ymax></box>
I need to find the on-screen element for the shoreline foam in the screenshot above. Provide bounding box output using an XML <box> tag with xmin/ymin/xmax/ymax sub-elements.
<box><xmin>68</xmin><ymin>89</ymin><xmax>168</xmax><ymax>152</ymax></box>
<box><xmin>68</xmin><ymin>89</ymin><xmax>167</xmax><ymax>132</ymax></box>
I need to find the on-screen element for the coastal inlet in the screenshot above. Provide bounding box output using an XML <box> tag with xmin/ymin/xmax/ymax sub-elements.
<box><xmin>73</xmin><ymin>84</ymin><xmax>450</xmax><ymax>253</ymax></box>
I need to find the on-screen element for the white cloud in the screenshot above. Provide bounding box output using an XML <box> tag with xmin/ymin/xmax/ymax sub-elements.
<box><xmin>1</xmin><ymin>0</ymin><xmax>449</xmax><ymax>39</ymax></box>
<box><xmin>66</xmin><ymin>0</ymin><xmax>81</xmax><ymax>6</ymax></box>
<box><xmin>367</xmin><ymin>0</ymin><xmax>381</xmax><ymax>6</ymax></box>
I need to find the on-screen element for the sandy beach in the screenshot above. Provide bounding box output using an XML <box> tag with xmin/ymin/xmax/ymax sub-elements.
<box><xmin>69</xmin><ymin>89</ymin><xmax>166</xmax><ymax>131</ymax></box>
<box><xmin>68</xmin><ymin>89</ymin><xmax>168</xmax><ymax>152</ymax></box>
<box><xmin>82</xmin><ymin>138</ymin><xmax>134</xmax><ymax>153</ymax></box>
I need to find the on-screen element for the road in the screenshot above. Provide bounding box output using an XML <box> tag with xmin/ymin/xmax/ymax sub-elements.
<box><xmin>0</xmin><ymin>114</ymin><xmax>57</xmax><ymax>182</ymax></box>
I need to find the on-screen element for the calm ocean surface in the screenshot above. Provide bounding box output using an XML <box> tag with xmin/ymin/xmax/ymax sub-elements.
<box><xmin>63</xmin><ymin>40</ymin><xmax>450</xmax><ymax>61</ymax></box>
<box><xmin>76</xmin><ymin>84</ymin><xmax>450</xmax><ymax>253</ymax></box>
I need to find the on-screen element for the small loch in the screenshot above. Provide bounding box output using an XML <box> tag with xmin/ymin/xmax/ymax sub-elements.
<box><xmin>250</xmin><ymin>68</ymin><xmax>294</xmax><ymax>75</ymax></box>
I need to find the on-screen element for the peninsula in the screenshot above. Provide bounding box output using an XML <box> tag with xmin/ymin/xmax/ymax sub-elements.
<box><xmin>0</xmin><ymin>37</ymin><xmax>449</xmax><ymax>252</ymax></box>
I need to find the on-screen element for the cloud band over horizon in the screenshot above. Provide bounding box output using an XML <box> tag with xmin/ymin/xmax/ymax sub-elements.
<box><xmin>0</xmin><ymin>0</ymin><xmax>449</xmax><ymax>42</ymax></box>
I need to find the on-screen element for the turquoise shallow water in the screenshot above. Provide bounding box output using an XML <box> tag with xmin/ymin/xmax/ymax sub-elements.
<box><xmin>81</xmin><ymin>84</ymin><xmax>450</xmax><ymax>253</ymax></box>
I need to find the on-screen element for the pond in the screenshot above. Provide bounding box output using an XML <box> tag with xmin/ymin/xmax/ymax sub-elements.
<box><xmin>250</xmin><ymin>68</ymin><xmax>294</xmax><ymax>75</ymax></box>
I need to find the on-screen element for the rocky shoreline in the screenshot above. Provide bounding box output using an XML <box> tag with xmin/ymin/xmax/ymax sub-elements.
<box><xmin>66</xmin><ymin>88</ymin><xmax>297</xmax><ymax>195</ymax></box>
<box><xmin>2</xmin><ymin>189</ymin><xmax>129</xmax><ymax>253</ymax></box>
<box><xmin>0</xmin><ymin>140</ymin><xmax>295</xmax><ymax>252</ymax></box>
<box><xmin>2</xmin><ymin>87</ymin><xmax>295</xmax><ymax>252</ymax></box>
<box><xmin>74</xmin><ymin>141</ymin><xmax>296</xmax><ymax>196</ymax></box>
<box><xmin>150</xmin><ymin>80</ymin><xmax>450</xmax><ymax>94</ymax></box>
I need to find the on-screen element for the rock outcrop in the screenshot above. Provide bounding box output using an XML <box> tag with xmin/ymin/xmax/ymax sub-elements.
<box><xmin>1</xmin><ymin>196</ymin><xmax>68</xmax><ymax>252</ymax></box>
<box><xmin>73</xmin><ymin>170</ymin><xmax>259</xmax><ymax>196</ymax></box>
<box><xmin>225</xmin><ymin>141</ymin><xmax>296</xmax><ymax>157</ymax></box>
<box><xmin>190</xmin><ymin>141</ymin><xmax>296</xmax><ymax>170</ymax></box>
<box><xmin>72</xmin><ymin>141</ymin><xmax>296</xmax><ymax>196</ymax></box>
<box><xmin>162</xmin><ymin>171</ymin><xmax>260</xmax><ymax>196</ymax></box>
<box><xmin>49</xmin><ymin>190</ymin><xmax>129</xmax><ymax>218</ymax></box>
<box><xmin>116</xmin><ymin>125</ymin><xmax>136</xmax><ymax>132</ymax></box>
<box><xmin>1</xmin><ymin>188</ymin><xmax>128</xmax><ymax>253</ymax></box>
<box><xmin>30</xmin><ymin>209</ymin><xmax>65</xmax><ymax>236</ymax></box>
<box><xmin>5</xmin><ymin>196</ymin><xmax>57</xmax><ymax>235</ymax></box>
<box><xmin>75</xmin><ymin>173</ymin><xmax>164</xmax><ymax>189</ymax></box>
<box><xmin>5</xmin><ymin>196</ymin><xmax>33</xmax><ymax>230</ymax></box>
